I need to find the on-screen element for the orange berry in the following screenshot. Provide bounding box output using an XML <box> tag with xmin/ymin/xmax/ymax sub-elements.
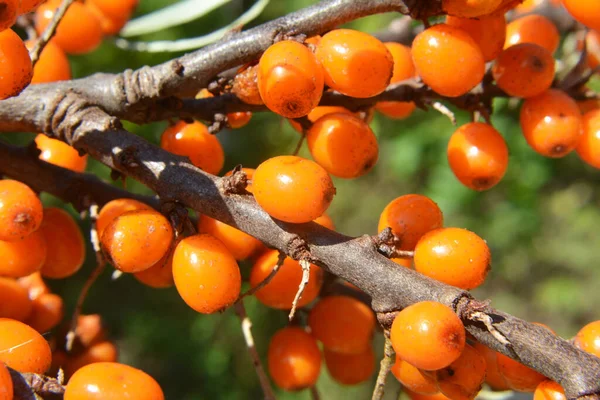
<box><xmin>86</xmin><ymin>0</ymin><xmax>138</xmax><ymax>35</ymax></box>
<box><xmin>0</xmin><ymin>29</ymin><xmax>33</xmax><ymax>100</ymax></box>
<box><xmin>442</xmin><ymin>0</ymin><xmax>502</xmax><ymax>17</ymax></box>
<box><xmin>496</xmin><ymin>352</ymin><xmax>546</xmax><ymax>392</ymax></box>
<box><xmin>576</xmin><ymin>109</ymin><xmax>600</xmax><ymax>168</ymax></box>
<box><xmin>249</xmin><ymin>250</ymin><xmax>322</xmax><ymax>310</ymax></box>
<box><xmin>96</xmin><ymin>198</ymin><xmax>151</xmax><ymax>238</ymax></box>
<box><xmin>313</xmin><ymin>213</ymin><xmax>335</xmax><ymax>230</ymax></box>
<box><xmin>257</xmin><ymin>40</ymin><xmax>324</xmax><ymax>118</ymax></box>
<box><xmin>323</xmin><ymin>346</ymin><xmax>375</xmax><ymax>385</ymax></box>
<box><xmin>505</xmin><ymin>15</ymin><xmax>559</xmax><ymax>54</ymax></box>
<box><xmin>0</xmin><ymin>0</ymin><xmax>18</xmax><ymax>31</ymax></box>
<box><xmin>0</xmin><ymin>278</ymin><xmax>33</xmax><ymax>322</ymax></box>
<box><xmin>0</xmin><ymin>318</ymin><xmax>52</xmax><ymax>373</ymax></box>
<box><xmin>232</xmin><ymin>64</ymin><xmax>263</xmax><ymax>105</ymax></box>
<box><xmin>412</xmin><ymin>24</ymin><xmax>485</xmax><ymax>97</ymax></box>
<box><xmin>391</xmin><ymin>356</ymin><xmax>439</xmax><ymax>395</ymax></box>
<box><xmin>35</xmin><ymin>0</ymin><xmax>103</xmax><ymax>55</ymax></box>
<box><xmin>25</xmin><ymin>293</ymin><xmax>64</xmax><ymax>333</ymax></box>
<box><xmin>198</xmin><ymin>215</ymin><xmax>261</xmax><ymax>261</ymax></box>
<box><xmin>34</xmin><ymin>134</ymin><xmax>87</xmax><ymax>172</ymax></box>
<box><xmin>0</xmin><ymin>230</ymin><xmax>47</xmax><ymax>278</ymax></box>
<box><xmin>253</xmin><ymin>155</ymin><xmax>335</xmax><ymax>223</ymax></box>
<box><xmin>160</xmin><ymin>121</ymin><xmax>224</xmax><ymax>175</ymax></box>
<box><xmin>578</xmin><ymin>97</ymin><xmax>600</xmax><ymax>114</ymax></box>
<box><xmin>17</xmin><ymin>272</ymin><xmax>50</xmax><ymax>300</ymax></box>
<box><xmin>224</xmin><ymin>167</ymin><xmax>255</xmax><ymax>193</ymax></box>
<box><xmin>392</xmin><ymin>257</ymin><xmax>412</xmax><ymax>268</ymax></box>
<box><xmin>19</xmin><ymin>0</ymin><xmax>47</xmax><ymax>13</ymax></box>
<box><xmin>26</xmin><ymin>41</ymin><xmax>71</xmax><ymax>84</ymax></box>
<box><xmin>267</xmin><ymin>327</ymin><xmax>321</xmax><ymax>391</ymax></box>
<box><xmin>390</xmin><ymin>301</ymin><xmax>465</xmax><ymax>371</ymax></box>
<box><xmin>172</xmin><ymin>234</ymin><xmax>241</xmax><ymax>314</ymax></box>
<box><xmin>520</xmin><ymin>89</ymin><xmax>582</xmax><ymax>158</ymax></box>
<box><xmin>0</xmin><ymin>180</ymin><xmax>43</xmax><ymax>242</ymax></box>
<box><xmin>447</xmin><ymin>122</ymin><xmax>509</xmax><ymax>191</ymax></box>
<box><xmin>64</xmin><ymin>362</ymin><xmax>164</xmax><ymax>400</ymax></box>
<box><xmin>414</xmin><ymin>227</ymin><xmax>491</xmax><ymax>290</ymax></box>
<box><xmin>534</xmin><ymin>380</ymin><xmax>566</xmax><ymax>400</ymax></box>
<box><xmin>492</xmin><ymin>43</ymin><xmax>555</xmax><ymax>98</ymax></box>
<box><xmin>39</xmin><ymin>208</ymin><xmax>85</xmax><ymax>279</ymax></box>
<box><xmin>375</xmin><ymin>42</ymin><xmax>417</xmax><ymax>118</ymax></box>
<box><xmin>75</xmin><ymin>314</ymin><xmax>106</xmax><ymax>348</ymax></box>
<box><xmin>561</xmin><ymin>0</ymin><xmax>600</xmax><ymax>31</ymax></box>
<box><xmin>406</xmin><ymin>390</ymin><xmax>452</xmax><ymax>400</ymax></box>
<box><xmin>100</xmin><ymin>209</ymin><xmax>173</xmax><ymax>273</ymax></box>
<box><xmin>308</xmin><ymin>295</ymin><xmax>375</xmax><ymax>354</ymax></box>
<box><xmin>133</xmin><ymin>243</ymin><xmax>176</xmax><ymax>289</ymax></box>
<box><xmin>0</xmin><ymin>361</ymin><xmax>12</xmax><ymax>400</ymax></box>
<box><xmin>378</xmin><ymin>194</ymin><xmax>444</xmax><ymax>251</ymax></box>
<box><xmin>288</xmin><ymin>106</ymin><xmax>354</xmax><ymax>133</ymax></box>
<box><xmin>307</xmin><ymin>113</ymin><xmax>379</xmax><ymax>178</ymax></box>
<box><xmin>64</xmin><ymin>341</ymin><xmax>119</xmax><ymax>379</ymax></box>
<box><xmin>315</xmin><ymin>29</ymin><xmax>393</xmax><ymax>98</ymax></box>
<box><xmin>435</xmin><ymin>344</ymin><xmax>486</xmax><ymax>400</ymax></box>
<box><xmin>445</xmin><ymin>14</ymin><xmax>506</xmax><ymax>62</ymax></box>
<box><xmin>574</xmin><ymin>320</ymin><xmax>600</xmax><ymax>358</ymax></box>
<box><xmin>471</xmin><ymin>342</ymin><xmax>509</xmax><ymax>390</ymax></box>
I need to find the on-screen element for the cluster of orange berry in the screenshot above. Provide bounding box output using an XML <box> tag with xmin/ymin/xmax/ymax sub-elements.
<box><xmin>0</xmin><ymin>0</ymin><xmax>138</xmax><ymax>100</ymax></box>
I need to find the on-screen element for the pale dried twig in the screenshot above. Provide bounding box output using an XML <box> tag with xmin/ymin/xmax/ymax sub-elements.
<box><xmin>289</xmin><ymin>259</ymin><xmax>311</xmax><ymax>321</ymax></box>
<box><xmin>372</xmin><ymin>334</ymin><xmax>395</xmax><ymax>400</ymax></box>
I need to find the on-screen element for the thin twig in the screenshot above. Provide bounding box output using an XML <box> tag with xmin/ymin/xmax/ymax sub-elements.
<box><xmin>29</xmin><ymin>0</ymin><xmax>74</xmax><ymax>65</ymax></box>
<box><xmin>233</xmin><ymin>301</ymin><xmax>277</xmax><ymax>400</ymax></box>
<box><xmin>66</xmin><ymin>204</ymin><xmax>106</xmax><ymax>352</ymax></box>
<box><xmin>237</xmin><ymin>251</ymin><xmax>286</xmax><ymax>301</ymax></box>
<box><xmin>310</xmin><ymin>386</ymin><xmax>321</xmax><ymax>400</ymax></box>
<box><xmin>372</xmin><ymin>334</ymin><xmax>395</xmax><ymax>400</ymax></box>
<box><xmin>289</xmin><ymin>259</ymin><xmax>311</xmax><ymax>321</ymax></box>
<box><xmin>292</xmin><ymin>133</ymin><xmax>306</xmax><ymax>156</ymax></box>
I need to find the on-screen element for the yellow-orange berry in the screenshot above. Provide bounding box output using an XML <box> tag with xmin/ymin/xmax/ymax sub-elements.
<box><xmin>391</xmin><ymin>356</ymin><xmax>439</xmax><ymax>395</ymax></box>
<box><xmin>39</xmin><ymin>208</ymin><xmax>85</xmax><ymax>279</ymax></box>
<box><xmin>324</xmin><ymin>347</ymin><xmax>375</xmax><ymax>385</ymax></box>
<box><xmin>446</xmin><ymin>14</ymin><xmax>506</xmax><ymax>61</ymax></box>
<box><xmin>17</xmin><ymin>272</ymin><xmax>50</xmax><ymax>300</ymax></box>
<box><xmin>0</xmin><ymin>361</ymin><xmax>12</xmax><ymax>400</ymax></box>
<box><xmin>375</xmin><ymin>42</ymin><xmax>417</xmax><ymax>119</ymax></box>
<box><xmin>34</xmin><ymin>135</ymin><xmax>87</xmax><ymax>172</ymax></box>
<box><xmin>27</xmin><ymin>40</ymin><xmax>71</xmax><ymax>84</ymax></box>
<box><xmin>86</xmin><ymin>0</ymin><xmax>139</xmax><ymax>35</ymax></box>
<box><xmin>561</xmin><ymin>0</ymin><xmax>600</xmax><ymax>31</ymax></box>
<box><xmin>390</xmin><ymin>301</ymin><xmax>465</xmax><ymax>371</ymax></box>
<box><xmin>198</xmin><ymin>215</ymin><xmax>261</xmax><ymax>261</ymax></box>
<box><xmin>0</xmin><ymin>277</ymin><xmax>33</xmax><ymax>322</ymax></box>
<box><xmin>20</xmin><ymin>0</ymin><xmax>47</xmax><ymax>13</ymax></box>
<box><xmin>315</xmin><ymin>29</ymin><xmax>393</xmax><ymax>98</ymax></box>
<box><xmin>96</xmin><ymin>199</ymin><xmax>152</xmax><ymax>238</ymax></box>
<box><xmin>472</xmin><ymin>342</ymin><xmax>509</xmax><ymax>390</ymax></box>
<box><xmin>505</xmin><ymin>15</ymin><xmax>559</xmax><ymax>54</ymax></box>
<box><xmin>574</xmin><ymin>320</ymin><xmax>600</xmax><ymax>358</ymax></box>
<box><xmin>576</xmin><ymin>109</ymin><xmax>600</xmax><ymax>168</ymax></box>
<box><xmin>435</xmin><ymin>344</ymin><xmax>486</xmax><ymax>400</ymax></box>
<box><xmin>0</xmin><ymin>29</ymin><xmax>32</xmax><ymax>100</ymax></box>
<box><xmin>232</xmin><ymin>64</ymin><xmax>263</xmax><ymax>105</ymax></box>
<box><xmin>442</xmin><ymin>0</ymin><xmax>502</xmax><ymax>17</ymax></box>
<box><xmin>0</xmin><ymin>0</ymin><xmax>19</xmax><ymax>31</ymax></box>
<box><xmin>0</xmin><ymin>180</ymin><xmax>43</xmax><ymax>242</ymax></box>
<box><xmin>133</xmin><ymin>243</ymin><xmax>176</xmax><ymax>289</ymax></box>
<box><xmin>253</xmin><ymin>155</ymin><xmax>335</xmax><ymax>223</ymax></box>
<box><xmin>0</xmin><ymin>230</ymin><xmax>47</xmax><ymax>279</ymax></box>
<box><xmin>64</xmin><ymin>341</ymin><xmax>119</xmax><ymax>379</ymax></box>
<box><xmin>313</xmin><ymin>213</ymin><xmax>335</xmax><ymax>230</ymax></box>
<box><xmin>534</xmin><ymin>380</ymin><xmax>566</xmax><ymax>400</ymax></box>
<box><xmin>25</xmin><ymin>293</ymin><xmax>64</xmax><ymax>333</ymax></box>
<box><xmin>257</xmin><ymin>40</ymin><xmax>324</xmax><ymax>118</ymax></box>
<box><xmin>0</xmin><ymin>318</ymin><xmax>52</xmax><ymax>374</ymax></box>
<box><xmin>496</xmin><ymin>352</ymin><xmax>546</xmax><ymax>392</ymax></box>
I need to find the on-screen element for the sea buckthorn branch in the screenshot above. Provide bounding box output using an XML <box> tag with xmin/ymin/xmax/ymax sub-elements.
<box><xmin>0</xmin><ymin>98</ymin><xmax>599</xmax><ymax>399</ymax></box>
<box><xmin>28</xmin><ymin>0</ymin><xmax>74</xmax><ymax>65</ymax></box>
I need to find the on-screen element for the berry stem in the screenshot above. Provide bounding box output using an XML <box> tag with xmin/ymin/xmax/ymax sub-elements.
<box><xmin>371</xmin><ymin>334</ymin><xmax>395</xmax><ymax>400</ymax></box>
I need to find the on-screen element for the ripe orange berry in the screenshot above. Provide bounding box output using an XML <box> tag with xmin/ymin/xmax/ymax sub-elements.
<box><xmin>0</xmin><ymin>278</ymin><xmax>33</xmax><ymax>322</ymax></box>
<box><xmin>232</xmin><ymin>64</ymin><xmax>263</xmax><ymax>105</ymax></box>
<box><xmin>574</xmin><ymin>320</ymin><xmax>600</xmax><ymax>358</ymax></box>
<box><xmin>315</xmin><ymin>29</ymin><xmax>393</xmax><ymax>98</ymax></box>
<box><xmin>249</xmin><ymin>250</ymin><xmax>322</xmax><ymax>309</ymax></box>
<box><xmin>406</xmin><ymin>390</ymin><xmax>452</xmax><ymax>400</ymax></box>
<box><xmin>414</xmin><ymin>227</ymin><xmax>491</xmax><ymax>290</ymax></box>
<box><xmin>173</xmin><ymin>234</ymin><xmax>241</xmax><ymax>314</ymax></box>
<box><xmin>447</xmin><ymin>122</ymin><xmax>509</xmax><ymax>191</ymax></box>
<box><xmin>20</xmin><ymin>0</ymin><xmax>47</xmax><ymax>13</ymax></box>
<box><xmin>198</xmin><ymin>215</ymin><xmax>261</xmax><ymax>260</ymax></box>
<box><xmin>375</xmin><ymin>42</ymin><xmax>416</xmax><ymax>118</ymax></box>
<box><xmin>308</xmin><ymin>295</ymin><xmax>375</xmax><ymax>354</ymax></box>
<box><xmin>0</xmin><ymin>318</ymin><xmax>52</xmax><ymax>373</ymax></box>
<box><xmin>0</xmin><ymin>29</ymin><xmax>33</xmax><ymax>101</ymax></box>
<box><xmin>561</xmin><ymin>0</ymin><xmax>600</xmax><ymax>31</ymax></box>
<box><xmin>288</xmin><ymin>106</ymin><xmax>354</xmax><ymax>133</ymax></box>
<box><xmin>18</xmin><ymin>272</ymin><xmax>50</xmax><ymax>300</ymax></box>
<box><xmin>26</xmin><ymin>41</ymin><xmax>71</xmax><ymax>84</ymax></box>
<box><xmin>39</xmin><ymin>208</ymin><xmax>85</xmax><ymax>279</ymax></box>
<box><xmin>392</xmin><ymin>257</ymin><xmax>412</xmax><ymax>268</ymax></box>
<box><xmin>25</xmin><ymin>293</ymin><xmax>64</xmax><ymax>333</ymax></box>
<box><xmin>257</xmin><ymin>40</ymin><xmax>324</xmax><ymax>118</ymax></box>
<box><xmin>505</xmin><ymin>15</ymin><xmax>559</xmax><ymax>54</ymax></box>
<box><xmin>0</xmin><ymin>180</ymin><xmax>43</xmax><ymax>242</ymax></box>
<box><xmin>100</xmin><ymin>209</ymin><xmax>173</xmax><ymax>273</ymax></box>
<box><xmin>390</xmin><ymin>301</ymin><xmax>465</xmax><ymax>371</ymax></box>
<box><xmin>86</xmin><ymin>0</ymin><xmax>138</xmax><ymax>35</ymax></box>
<box><xmin>35</xmin><ymin>134</ymin><xmax>87</xmax><ymax>172</ymax></box>
<box><xmin>435</xmin><ymin>344</ymin><xmax>486</xmax><ymax>400</ymax></box>
<box><xmin>307</xmin><ymin>113</ymin><xmax>379</xmax><ymax>178</ymax></box>
<box><xmin>534</xmin><ymin>380</ymin><xmax>566</xmax><ymax>400</ymax></box>
<box><xmin>378</xmin><ymin>194</ymin><xmax>444</xmax><ymax>251</ymax></box>
<box><xmin>267</xmin><ymin>327</ymin><xmax>321</xmax><ymax>391</ymax></box>
<box><xmin>576</xmin><ymin>109</ymin><xmax>600</xmax><ymax>168</ymax></box>
<box><xmin>0</xmin><ymin>0</ymin><xmax>19</xmax><ymax>31</ymax></box>
<box><xmin>133</xmin><ymin>243</ymin><xmax>176</xmax><ymax>289</ymax></box>
<box><xmin>64</xmin><ymin>362</ymin><xmax>164</xmax><ymax>400</ymax></box>
<box><xmin>75</xmin><ymin>314</ymin><xmax>106</xmax><ymax>348</ymax></box>
<box><xmin>471</xmin><ymin>342</ymin><xmax>509</xmax><ymax>390</ymax></box>
<box><xmin>412</xmin><ymin>24</ymin><xmax>485</xmax><ymax>97</ymax></box>
<box><xmin>96</xmin><ymin>198</ymin><xmax>151</xmax><ymax>238</ymax></box>
<box><xmin>391</xmin><ymin>356</ymin><xmax>439</xmax><ymax>395</ymax></box>
<box><xmin>160</xmin><ymin>121</ymin><xmax>224</xmax><ymax>175</ymax></box>
<box><xmin>442</xmin><ymin>0</ymin><xmax>502</xmax><ymax>17</ymax></box>
<box><xmin>0</xmin><ymin>361</ymin><xmax>12</xmax><ymax>400</ymax></box>
<box><xmin>64</xmin><ymin>341</ymin><xmax>119</xmax><ymax>379</ymax></box>
<box><xmin>313</xmin><ymin>213</ymin><xmax>335</xmax><ymax>230</ymax></box>
<box><xmin>520</xmin><ymin>89</ymin><xmax>582</xmax><ymax>158</ymax></box>
<box><xmin>253</xmin><ymin>155</ymin><xmax>335</xmax><ymax>223</ymax></box>
<box><xmin>0</xmin><ymin>230</ymin><xmax>47</xmax><ymax>278</ymax></box>
<box><xmin>35</xmin><ymin>0</ymin><xmax>103</xmax><ymax>55</ymax></box>
<box><xmin>492</xmin><ymin>43</ymin><xmax>555</xmax><ymax>98</ymax></box>
<box><xmin>496</xmin><ymin>352</ymin><xmax>546</xmax><ymax>392</ymax></box>
<box><xmin>324</xmin><ymin>346</ymin><xmax>375</xmax><ymax>385</ymax></box>
<box><xmin>445</xmin><ymin>14</ymin><xmax>506</xmax><ymax>62</ymax></box>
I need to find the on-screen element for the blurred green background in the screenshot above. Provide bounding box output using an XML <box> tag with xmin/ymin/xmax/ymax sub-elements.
<box><xmin>7</xmin><ymin>0</ymin><xmax>600</xmax><ymax>399</ymax></box>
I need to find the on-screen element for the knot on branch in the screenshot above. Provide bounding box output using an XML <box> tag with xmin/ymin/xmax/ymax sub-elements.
<box><xmin>377</xmin><ymin>310</ymin><xmax>400</xmax><ymax>331</ymax></box>
<box><xmin>286</xmin><ymin>235</ymin><xmax>311</xmax><ymax>262</ymax></box>
<box><xmin>219</xmin><ymin>165</ymin><xmax>249</xmax><ymax>195</ymax></box>
<box><xmin>403</xmin><ymin>0</ymin><xmax>443</xmax><ymax>20</ymax></box>
<box><xmin>374</xmin><ymin>227</ymin><xmax>414</xmax><ymax>259</ymax></box>
<box><xmin>161</xmin><ymin>200</ymin><xmax>190</xmax><ymax>236</ymax></box>
<box><xmin>114</xmin><ymin>146</ymin><xmax>141</xmax><ymax>169</ymax></box>
<box><xmin>121</xmin><ymin>67</ymin><xmax>161</xmax><ymax>106</ymax></box>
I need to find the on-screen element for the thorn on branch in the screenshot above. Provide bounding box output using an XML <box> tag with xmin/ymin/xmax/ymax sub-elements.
<box><xmin>288</xmin><ymin>259</ymin><xmax>311</xmax><ymax>321</ymax></box>
<box><xmin>374</xmin><ymin>228</ymin><xmax>414</xmax><ymax>259</ymax></box>
<box><xmin>371</xmin><ymin>333</ymin><xmax>395</xmax><ymax>400</ymax></box>
<box><xmin>430</xmin><ymin>101</ymin><xmax>457</xmax><ymax>125</ymax></box>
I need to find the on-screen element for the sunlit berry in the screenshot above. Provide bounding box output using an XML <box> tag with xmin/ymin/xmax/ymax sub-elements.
<box><xmin>446</xmin><ymin>14</ymin><xmax>506</xmax><ymax>61</ymax></box>
<box><xmin>198</xmin><ymin>215</ymin><xmax>261</xmax><ymax>260</ymax></box>
<box><xmin>25</xmin><ymin>293</ymin><xmax>64</xmax><ymax>333</ymax></box>
<box><xmin>576</xmin><ymin>109</ymin><xmax>600</xmax><ymax>168</ymax></box>
<box><xmin>435</xmin><ymin>344</ymin><xmax>486</xmax><ymax>400</ymax></box>
<box><xmin>0</xmin><ymin>180</ymin><xmax>43</xmax><ymax>242</ymax></box>
<box><xmin>96</xmin><ymin>198</ymin><xmax>152</xmax><ymax>238</ymax></box>
<box><xmin>391</xmin><ymin>356</ymin><xmax>439</xmax><ymax>394</ymax></box>
<box><xmin>442</xmin><ymin>0</ymin><xmax>502</xmax><ymax>17</ymax></box>
<box><xmin>0</xmin><ymin>278</ymin><xmax>33</xmax><ymax>322</ymax></box>
<box><xmin>39</xmin><ymin>208</ymin><xmax>85</xmax><ymax>279</ymax></box>
<box><xmin>574</xmin><ymin>320</ymin><xmax>600</xmax><ymax>358</ymax></box>
<box><xmin>0</xmin><ymin>230</ymin><xmax>47</xmax><ymax>278</ymax></box>
<box><xmin>561</xmin><ymin>0</ymin><xmax>600</xmax><ymax>31</ymax></box>
<box><xmin>35</xmin><ymin>134</ymin><xmax>87</xmax><ymax>172</ymax></box>
<box><xmin>505</xmin><ymin>15</ymin><xmax>559</xmax><ymax>54</ymax></box>
<box><xmin>0</xmin><ymin>29</ymin><xmax>33</xmax><ymax>100</ymax></box>
<box><xmin>0</xmin><ymin>318</ymin><xmax>52</xmax><ymax>373</ymax></box>
<box><xmin>534</xmin><ymin>380</ymin><xmax>566</xmax><ymax>400</ymax></box>
<box><xmin>324</xmin><ymin>346</ymin><xmax>375</xmax><ymax>385</ymax></box>
<box><xmin>26</xmin><ymin>41</ymin><xmax>71</xmax><ymax>84</ymax></box>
